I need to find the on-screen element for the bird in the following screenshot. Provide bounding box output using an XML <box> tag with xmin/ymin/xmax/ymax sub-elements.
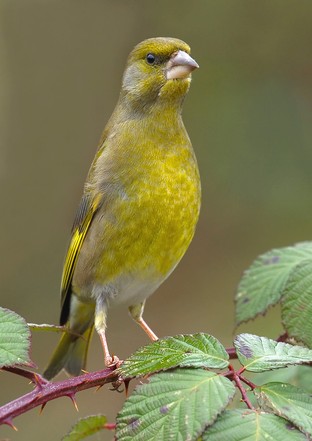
<box><xmin>43</xmin><ymin>37</ymin><xmax>201</xmax><ymax>380</ymax></box>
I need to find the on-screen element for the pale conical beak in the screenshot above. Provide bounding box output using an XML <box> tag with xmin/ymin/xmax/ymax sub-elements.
<box><xmin>166</xmin><ymin>50</ymin><xmax>199</xmax><ymax>80</ymax></box>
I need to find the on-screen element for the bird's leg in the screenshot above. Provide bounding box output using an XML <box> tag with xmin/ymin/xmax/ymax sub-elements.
<box><xmin>98</xmin><ymin>328</ymin><xmax>115</xmax><ymax>367</ymax></box>
<box><xmin>95</xmin><ymin>300</ymin><xmax>119</xmax><ymax>367</ymax></box>
<box><xmin>129</xmin><ymin>301</ymin><xmax>158</xmax><ymax>341</ymax></box>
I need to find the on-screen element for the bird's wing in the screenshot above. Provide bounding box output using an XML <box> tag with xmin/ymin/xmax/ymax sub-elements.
<box><xmin>59</xmin><ymin>191</ymin><xmax>102</xmax><ymax>325</ymax></box>
<box><xmin>59</xmin><ymin>143</ymin><xmax>108</xmax><ymax>325</ymax></box>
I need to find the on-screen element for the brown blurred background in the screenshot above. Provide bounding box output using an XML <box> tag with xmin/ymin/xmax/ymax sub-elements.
<box><xmin>1</xmin><ymin>1</ymin><xmax>312</xmax><ymax>439</ymax></box>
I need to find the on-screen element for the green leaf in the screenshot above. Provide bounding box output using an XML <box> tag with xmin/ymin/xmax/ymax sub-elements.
<box><xmin>234</xmin><ymin>334</ymin><xmax>312</xmax><ymax>372</ymax></box>
<box><xmin>0</xmin><ymin>307</ymin><xmax>31</xmax><ymax>367</ymax></box>
<box><xmin>62</xmin><ymin>415</ymin><xmax>107</xmax><ymax>441</ymax></box>
<box><xmin>282</xmin><ymin>260</ymin><xmax>312</xmax><ymax>348</ymax></box>
<box><xmin>202</xmin><ymin>409</ymin><xmax>307</xmax><ymax>440</ymax></box>
<box><xmin>235</xmin><ymin>242</ymin><xmax>312</xmax><ymax>325</ymax></box>
<box><xmin>119</xmin><ymin>334</ymin><xmax>229</xmax><ymax>378</ymax></box>
<box><xmin>116</xmin><ymin>368</ymin><xmax>235</xmax><ymax>441</ymax></box>
<box><xmin>254</xmin><ymin>366</ymin><xmax>312</xmax><ymax>393</ymax></box>
<box><xmin>256</xmin><ymin>382</ymin><xmax>312</xmax><ymax>437</ymax></box>
<box><xmin>295</xmin><ymin>366</ymin><xmax>312</xmax><ymax>393</ymax></box>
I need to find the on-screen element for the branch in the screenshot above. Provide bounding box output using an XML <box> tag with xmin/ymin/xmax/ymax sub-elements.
<box><xmin>0</xmin><ymin>366</ymin><xmax>121</xmax><ymax>428</ymax></box>
<box><xmin>232</xmin><ymin>371</ymin><xmax>255</xmax><ymax>410</ymax></box>
<box><xmin>2</xmin><ymin>366</ymin><xmax>46</xmax><ymax>384</ymax></box>
<box><xmin>224</xmin><ymin>365</ymin><xmax>255</xmax><ymax>410</ymax></box>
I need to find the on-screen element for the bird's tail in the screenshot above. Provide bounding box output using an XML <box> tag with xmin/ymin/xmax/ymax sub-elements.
<box><xmin>43</xmin><ymin>325</ymin><xmax>94</xmax><ymax>380</ymax></box>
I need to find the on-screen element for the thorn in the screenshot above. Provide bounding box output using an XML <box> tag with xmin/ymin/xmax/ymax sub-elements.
<box><xmin>39</xmin><ymin>402</ymin><xmax>47</xmax><ymax>415</ymax></box>
<box><xmin>67</xmin><ymin>394</ymin><xmax>79</xmax><ymax>412</ymax></box>
<box><xmin>124</xmin><ymin>379</ymin><xmax>130</xmax><ymax>397</ymax></box>
<box><xmin>23</xmin><ymin>360</ymin><xmax>38</xmax><ymax>369</ymax></box>
<box><xmin>81</xmin><ymin>369</ymin><xmax>89</xmax><ymax>374</ymax></box>
<box><xmin>95</xmin><ymin>384</ymin><xmax>104</xmax><ymax>392</ymax></box>
<box><xmin>36</xmin><ymin>391</ymin><xmax>43</xmax><ymax>400</ymax></box>
<box><xmin>33</xmin><ymin>373</ymin><xmax>49</xmax><ymax>388</ymax></box>
<box><xmin>3</xmin><ymin>419</ymin><xmax>18</xmax><ymax>431</ymax></box>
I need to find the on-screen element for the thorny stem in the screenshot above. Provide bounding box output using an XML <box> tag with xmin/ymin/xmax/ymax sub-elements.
<box><xmin>3</xmin><ymin>337</ymin><xmax>294</xmax><ymax>429</ymax></box>
<box><xmin>224</xmin><ymin>347</ymin><xmax>257</xmax><ymax>401</ymax></box>
<box><xmin>1</xmin><ymin>351</ymin><xmax>243</xmax><ymax>431</ymax></box>
<box><xmin>234</xmin><ymin>371</ymin><xmax>255</xmax><ymax>410</ymax></box>
<box><xmin>239</xmin><ymin>375</ymin><xmax>257</xmax><ymax>390</ymax></box>
<box><xmin>1</xmin><ymin>367</ymin><xmax>48</xmax><ymax>387</ymax></box>
<box><xmin>225</xmin><ymin>365</ymin><xmax>255</xmax><ymax>410</ymax></box>
<box><xmin>0</xmin><ymin>366</ymin><xmax>120</xmax><ymax>428</ymax></box>
<box><xmin>0</xmin><ymin>366</ymin><xmax>48</xmax><ymax>386</ymax></box>
<box><xmin>0</xmin><ymin>345</ymin><xmax>241</xmax><ymax>427</ymax></box>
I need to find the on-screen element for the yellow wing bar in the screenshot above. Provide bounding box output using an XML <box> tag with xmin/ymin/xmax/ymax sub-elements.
<box><xmin>60</xmin><ymin>194</ymin><xmax>101</xmax><ymax>324</ymax></box>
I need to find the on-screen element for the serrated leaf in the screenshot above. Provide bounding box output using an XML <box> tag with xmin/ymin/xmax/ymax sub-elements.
<box><xmin>116</xmin><ymin>368</ymin><xmax>235</xmax><ymax>441</ymax></box>
<box><xmin>0</xmin><ymin>307</ymin><xmax>31</xmax><ymax>367</ymax></box>
<box><xmin>282</xmin><ymin>260</ymin><xmax>312</xmax><ymax>348</ymax></box>
<box><xmin>234</xmin><ymin>334</ymin><xmax>312</xmax><ymax>372</ymax></box>
<box><xmin>62</xmin><ymin>415</ymin><xmax>107</xmax><ymax>440</ymax></box>
<box><xmin>295</xmin><ymin>366</ymin><xmax>312</xmax><ymax>393</ymax></box>
<box><xmin>202</xmin><ymin>409</ymin><xmax>307</xmax><ymax>440</ymax></box>
<box><xmin>254</xmin><ymin>365</ymin><xmax>312</xmax><ymax>393</ymax></box>
<box><xmin>235</xmin><ymin>242</ymin><xmax>312</xmax><ymax>325</ymax></box>
<box><xmin>119</xmin><ymin>334</ymin><xmax>229</xmax><ymax>378</ymax></box>
<box><xmin>256</xmin><ymin>382</ymin><xmax>312</xmax><ymax>437</ymax></box>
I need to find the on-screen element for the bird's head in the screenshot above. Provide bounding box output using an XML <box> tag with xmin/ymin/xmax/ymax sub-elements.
<box><xmin>121</xmin><ymin>37</ymin><xmax>199</xmax><ymax>111</ymax></box>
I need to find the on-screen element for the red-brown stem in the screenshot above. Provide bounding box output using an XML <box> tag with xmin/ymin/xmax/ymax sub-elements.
<box><xmin>104</xmin><ymin>423</ymin><xmax>116</xmax><ymax>430</ymax></box>
<box><xmin>0</xmin><ymin>367</ymin><xmax>120</xmax><ymax>427</ymax></box>
<box><xmin>276</xmin><ymin>332</ymin><xmax>289</xmax><ymax>342</ymax></box>
<box><xmin>233</xmin><ymin>372</ymin><xmax>254</xmax><ymax>409</ymax></box>
<box><xmin>240</xmin><ymin>375</ymin><xmax>257</xmax><ymax>390</ymax></box>
<box><xmin>227</xmin><ymin>365</ymin><xmax>255</xmax><ymax>410</ymax></box>
<box><xmin>226</xmin><ymin>347</ymin><xmax>237</xmax><ymax>359</ymax></box>
<box><xmin>1</xmin><ymin>367</ymin><xmax>48</xmax><ymax>387</ymax></box>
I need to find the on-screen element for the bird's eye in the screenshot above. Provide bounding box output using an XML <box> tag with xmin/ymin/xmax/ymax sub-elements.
<box><xmin>146</xmin><ymin>53</ymin><xmax>156</xmax><ymax>64</ymax></box>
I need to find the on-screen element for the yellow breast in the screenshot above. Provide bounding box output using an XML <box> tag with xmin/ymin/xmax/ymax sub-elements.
<box><xmin>75</xmin><ymin>109</ymin><xmax>201</xmax><ymax>293</ymax></box>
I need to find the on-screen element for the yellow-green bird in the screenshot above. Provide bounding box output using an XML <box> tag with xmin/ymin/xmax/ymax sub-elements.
<box><xmin>43</xmin><ymin>37</ymin><xmax>201</xmax><ymax>380</ymax></box>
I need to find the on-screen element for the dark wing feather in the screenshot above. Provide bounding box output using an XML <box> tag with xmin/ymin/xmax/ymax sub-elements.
<box><xmin>59</xmin><ymin>193</ymin><xmax>101</xmax><ymax>325</ymax></box>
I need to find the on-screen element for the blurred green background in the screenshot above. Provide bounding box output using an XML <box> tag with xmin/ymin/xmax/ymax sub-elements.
<box><xmin>1</xmin><ymin>1</ymin><xmax>312</xmax><ymax>439</ymax></box>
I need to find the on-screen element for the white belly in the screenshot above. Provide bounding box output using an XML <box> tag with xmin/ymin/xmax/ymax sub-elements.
<box><xmin>90</xmin><ymin>262</ymin><xmax>178</xmax><ymax>308</ymax></box>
